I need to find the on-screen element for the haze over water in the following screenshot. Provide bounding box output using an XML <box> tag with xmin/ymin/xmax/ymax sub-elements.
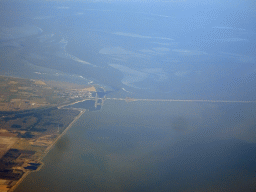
<box><xmin>15</xmin><ymin>100</ymin><xmax>256</xmax><ymax>191</ymax></box>
<box><xmin>1</xmin><ymin>0</ymin><xmax>256</xmax><ymax>191</ymax></box>
<box><xmin>1</xmin><ymin>0</ymin><xmax>255</xmax><ymax>100</ymax></box>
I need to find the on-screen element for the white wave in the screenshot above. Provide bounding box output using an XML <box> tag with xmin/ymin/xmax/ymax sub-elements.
<box><xmin>34</xmin><ymin>72</ymin><xmax>46</xmax><ymax>75</ymax></box>
<box><xmin>29</xmin><ymin>53</ymin><xmax>46</xmax><ymax>60</ymax></box>
<box><xmin>155</xmin><ymin>37</ymin><xmax>174</xmax><ymax>41</ymax></box>
<box><xmin>84</xmin><ymin>8</ymin><xmax>113</xmax><ymax>12</ymax></box>
<box><xmin>175</xmin><ymin>71</ymin><xmax>189</xmax><ymax>77</ymax></box>
<box><xmin>220</xmin><ymin>52</ymin><xmax>254</xmax><ymax>63</ymax></box>
<box><xmin>113</xmin><ymin>32</ymin><xmax>152</xmax><ymax>39</ymax></box>
<box><xmin>216</xmin><ymin>38</ymin><xmax>247</xmax><ymax>42</ymax></box>
<box><xmin>57</xmin><ymin>51</ymin><xmax>96</xmax><ymax>67</ymax></box>
<box><xmin>34</xmin><ymin>16</ymin><xmax>53</xmax><ymax>20</ymax></box>
<box><xmin>122</xmin><ymin>88</ymin><xmax>132</xmax><ymax>93</ymax></box>
<box><xmin>59</xmin><ymin>38</ymin><xmax>68</xmax><ymax>50</ymax></box>
<box><xmin>139</xmin><ymin>49</ymin><xmax>156</xmax><ymax>54</ymax></box>
<box><xmin>152</xmin><ymin>47</ymin><xmax>170</xmax><ymax>52</ymax></box>
<box><xmin>143</xmin><ymin>68</ymin><xmax>168</xmax><ymax>81</ymax></box>
<box><xmin>113</xmin><ymin>32</ymin><xmax>174</xmax><ymax>41</ymax></box>
<box><xmin>57</xmin><ymin>6</ymin><xmax>69</xmax><ymax>9</ymax></box>
<box><xmin>212</xmin><ymin>26</ymin><xmax>246</xmax><ymax>31</ymax></box>
<box><xmin>71</xmin><ymin>55</ymin><xmax>96</xmax><ymax>67</ymax></box>
<box><xmin>29</xmin><ymin>62</ymin><xmax>93</xmax><ymax>83</ymax></box>
<box><xmin>152</xmin><ymin>42</ymin><xmax>178</xmax><ymax>46</ymax></box>
<box><xmin>150</xmin><ymin>13</ymin><xmax>173</xmax><ymax>18</ymax></box>
<box><xmin>136</xmin><ymin>11</ymin><xmax>174</xmax><ymax>18</ymax></box>
<box><xmin>37</xmin><ymin>27</ymin><xmax>43</xmax><ymax>33</ymax></box>
<box><xmin>109</xmin><ymin>64</ymin><xmax>148</xmax><ymax>87</ymax></box>
<box><xmin>99</xmin><ymin>47</ymin><xmax>146</xmax><ymax>60</ymax></box>
<box><xmin>109</xmin><ymin>64</ymin><xmax>168</xmax><ymax>88</ymax></box>
<box><xmin>99</xmin><ymin>47</ymin><xmax>132</xmax><ymax>55</ymax></box>
<box><xmin>38</xmin><ymin>33</ymin><xmax>54</xmax><ymax>43</ymax></box>
<box><xmin>0</xmin><ymin>25</ymin><xmax>43</xmax><ymax>41</ymax></box>
<box><xmin>57</xmin><ymin>39</ymin><xmax>96</xmax><ymax>67</ymax></box>
<box><xmin>172</xmin><ymin>49</ymin><xmax>207</xmax><ymax>56</ymax></box>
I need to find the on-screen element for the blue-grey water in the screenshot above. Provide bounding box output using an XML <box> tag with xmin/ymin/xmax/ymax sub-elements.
<box><xmin>1</xmin><ymin>1</ymin><xmax>255</xmax><ymax>100</ymax></box>
<box><xmin>15</xmin><ymin>100</ymin><xmax>256</xmax><ymax>192</ymax></box>
<box><xmin>1</xmin><ymin>0</ymin><xmax>256</xmax><ymax>191</ymax></box>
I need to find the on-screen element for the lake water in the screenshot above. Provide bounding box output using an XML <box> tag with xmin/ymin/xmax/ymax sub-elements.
<box><xmin>14</xmin><ymin>100</ymin><xmax>256</xmax><ymax>192</ymax></box>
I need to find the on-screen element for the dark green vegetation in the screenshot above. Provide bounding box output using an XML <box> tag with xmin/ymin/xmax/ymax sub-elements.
<box><xmin>0</xmin><ymin>107</ymin><xmax>81</xmax><ymax>190</ymax></box>
<box><xmin>0</xmin><ymin>149</ymin><xmax>35</xmax><ymax>180</ymax></box>
<box><xmin>0</xmin><ymin>75</ymin><xmax>97</xmax><ymax>191</ymax></box>
<box><xmin>1</xmin><ymin>108</ymin><xmax>80</xmax><ymax>138</ymax></box>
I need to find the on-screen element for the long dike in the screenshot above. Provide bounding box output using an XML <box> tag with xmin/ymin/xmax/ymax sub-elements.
<box><xmin>9</xmin><ymin>109</ymin><xmax>85</xmax><ymax>192</ymax></box>
<box><xmin>107</xmin><ymin>97</ymin><xmax>256</xmax><ymax>103</ymax></box>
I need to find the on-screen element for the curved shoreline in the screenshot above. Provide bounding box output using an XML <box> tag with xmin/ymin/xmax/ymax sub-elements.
<box><xmin>9</xmin><ymin>109</ymin><xmax>85</xmax><ymax>192</ymax></box>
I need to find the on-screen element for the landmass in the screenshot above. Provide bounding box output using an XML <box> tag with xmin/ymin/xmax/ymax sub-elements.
<box><xmin>0</xmin><ymin>75</ymin><xmax>100</xmax><ymax>192</ymax></box>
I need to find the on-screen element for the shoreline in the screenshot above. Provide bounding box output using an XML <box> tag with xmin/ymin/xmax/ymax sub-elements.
<box><xmin>9</xmin><ymin>109</ymin><xmax>86</xmax><ymax>192</ymax></box>
<box><xmin>58</xmin><ymin>98</ymin><xmax>92</xmax><ymax>109</ymax></box>
<box><xmin>40</xmin><ymin>109</ymin><xmax>85</xmax><ymax>160</ymax></box>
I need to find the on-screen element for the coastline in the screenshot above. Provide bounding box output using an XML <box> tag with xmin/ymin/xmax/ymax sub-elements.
<box><xmin>58</xmin><ymin>98</ymin><xmax>91</xmax><ymax>109</ymax></box>
<box><xmin>8</xmin><ymin>109</ymin><xmax>86</xmax><ymax>192</ymax></box>
<box><xmin>40</xmin><ymin>109</ymin><xmax>85</xmax><ymax>160</ymax></box>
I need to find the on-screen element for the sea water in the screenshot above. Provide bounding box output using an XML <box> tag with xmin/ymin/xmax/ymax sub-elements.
<box><xmin>1</xmin><ymin>1</ymin><xmax>255</xmax><ymax>191</ymax></box>
<box><xmin>15</xmin><ymin>100</ymin><xmax>256</xmax><ymax>192</ymax></box>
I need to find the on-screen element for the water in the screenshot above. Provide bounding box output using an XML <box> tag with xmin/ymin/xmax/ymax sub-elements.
<box><xmin>1</xmin><ymin>1</ymin><xmax>256</xmax><ymax>100</ymax></box>
<box><xmin>15</xmin><ymin>100</ymin><xmax>256</xmax><ymax>192</ymax></box>
<box><xmin>1</xmin><ymin>1</ymin><xmax>256</xmax><ymax>191</ymax></box>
